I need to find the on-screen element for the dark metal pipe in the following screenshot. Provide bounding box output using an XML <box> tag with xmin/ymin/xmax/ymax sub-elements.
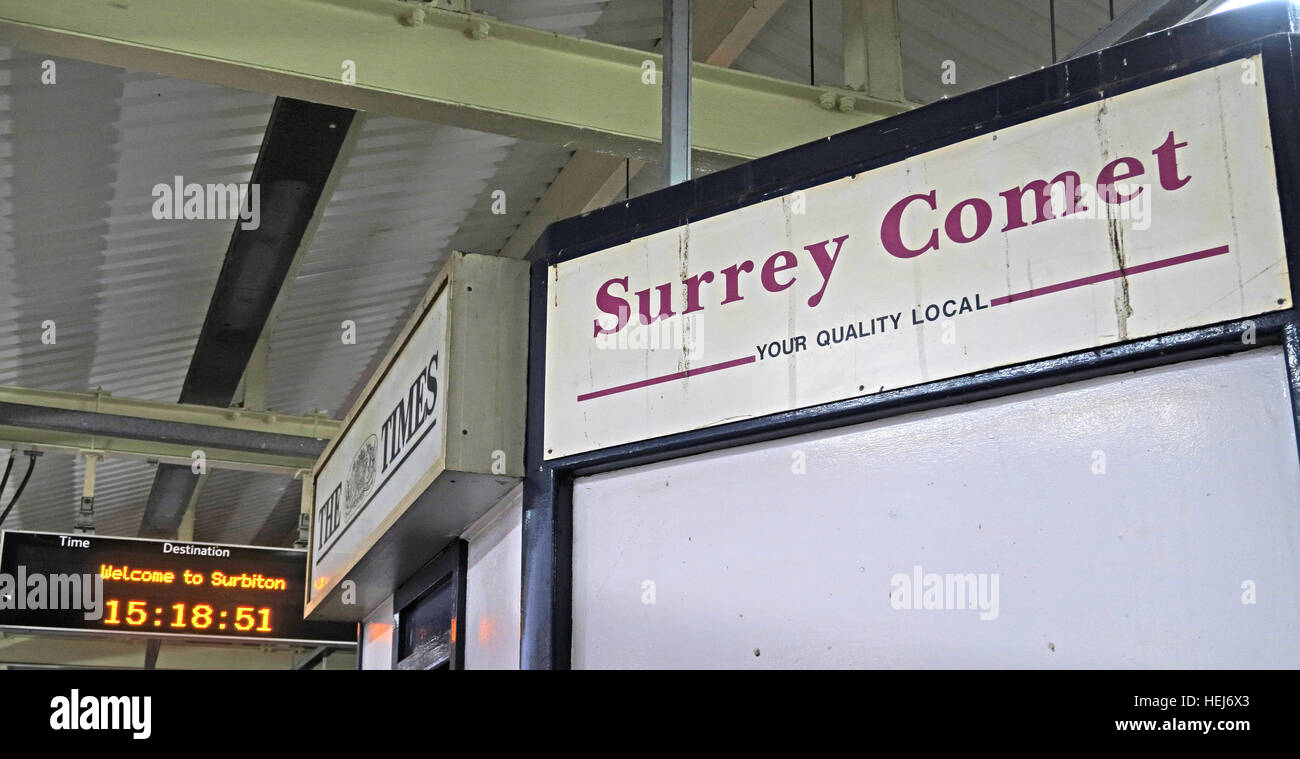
<box><xmin>0</xmin><ymin>401</ymin><xmax>326</xmax><ymax>458</ymax></box>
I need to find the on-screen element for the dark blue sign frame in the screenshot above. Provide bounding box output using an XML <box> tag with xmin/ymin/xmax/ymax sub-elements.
<box><xmin>522</xmin><ymin>2</ymin><xmax>1300</xmax><ymax>669</ymax></box>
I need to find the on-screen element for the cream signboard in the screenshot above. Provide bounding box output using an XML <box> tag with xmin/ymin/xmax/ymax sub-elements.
<box><xmin>311</xmin><ymin>287</ymin><xmax>448</xmax><ymax>603</ymax></box>
<box><xmin>544</xmin><ymin>57</ymin><xmax>1292</xmax><ymax>459</ymax></box>
<box><xmin>307</xmin><ymin>252</ymin><xmax>528</xmax><ymax>620</ymax></box>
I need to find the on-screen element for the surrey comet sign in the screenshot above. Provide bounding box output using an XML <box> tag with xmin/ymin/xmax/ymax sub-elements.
<box><xmin>543</xmin><ymin>57</ymin><xmax>1292</xmax><ymax>458</ymax></box>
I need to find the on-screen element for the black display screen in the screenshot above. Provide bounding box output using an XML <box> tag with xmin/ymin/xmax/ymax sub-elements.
<box><xmin>0</xmin><ymin>531</ymin><xmax>355</xmax><ymax>645</ymax></box>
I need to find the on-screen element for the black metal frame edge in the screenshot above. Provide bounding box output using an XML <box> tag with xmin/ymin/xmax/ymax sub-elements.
<box><xmin>391</xmin><ymin>537</ymin><xmax>468</xmax><ymax>670</ymax></box>
<box><xmin>521</xmin><ymin>3</ymin><xmax>1300</xmax><ymax>670</ymax></box>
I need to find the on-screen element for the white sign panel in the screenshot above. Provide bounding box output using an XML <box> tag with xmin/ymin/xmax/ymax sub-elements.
<box><xmin>544</xmin><ymin>57</ymin><xmax>1292</xmax><ymax>459</ymax></box>
<box><xmin>311</xmin><ymin>287</ymin><xmax>448</xmax><ymax>603</ymax></box>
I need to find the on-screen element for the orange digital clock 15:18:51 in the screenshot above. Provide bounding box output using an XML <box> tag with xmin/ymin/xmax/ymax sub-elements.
<box><xmin>101</xmin><ymin>600</ymin><xmax>272</xmax><ymax>633</ymax></box>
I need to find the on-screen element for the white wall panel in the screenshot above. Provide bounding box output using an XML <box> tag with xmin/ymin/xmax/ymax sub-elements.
<box><xmin>360</xmin><ymin>596</ymin><xmax>393</xmax><ymax>670</ymax></box>
<box><xmin>573</xmin><ymin>348</ymin><xmax>1300</xmax><ymax>668</ymax></box>
<box><xmin>464</xmin><ymin>486</ymin><xmax>522</xmax><ymax>670</ymax></box>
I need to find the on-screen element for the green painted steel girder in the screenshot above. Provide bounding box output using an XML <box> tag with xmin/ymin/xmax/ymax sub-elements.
<box><xmin>0</xmin><ymin>385</ymin><xmax>339</xmax><ymax>439</ymax></box>
<box><xmin>0</xmin><ymin>632</ymin><xmax>355</xmax><ymax>669</ymax></box>
<box><xmin>0</xmin><ymin>385</ymin><xmax>340</xmax><ymax>475</ymax></box>
<box><xmin>0</xmin><ymin>426</ymin><xmax>315</xmax><ymax>475</ymax></box>
<box><xmin>0</xmin><ymin>0</ymin><xmax>911</xmax><ymax>168</ymax></box>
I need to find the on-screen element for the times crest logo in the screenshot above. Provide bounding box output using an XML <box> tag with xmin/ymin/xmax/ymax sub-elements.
<box><xmin>344</xmin><ymin>434</ymin><xmax>378</xmax><ymax>520</ymax></box>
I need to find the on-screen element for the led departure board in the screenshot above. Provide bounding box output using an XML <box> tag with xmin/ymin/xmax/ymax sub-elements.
<box><xmin>0</xmin><ymin>531</ymin><xmax>355</xmax><ymax>645</ymax></box>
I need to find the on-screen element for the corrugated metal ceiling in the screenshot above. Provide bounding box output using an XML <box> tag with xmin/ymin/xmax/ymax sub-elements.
<box><xmin>0</xmin><ymin>48</ymin><xmax>272</xmax><ymax>538</ymax></box>
<box><xmin>0</xmin><ymin>0</ymin><xmax>1153</xmax><ymax>545</ymax></box>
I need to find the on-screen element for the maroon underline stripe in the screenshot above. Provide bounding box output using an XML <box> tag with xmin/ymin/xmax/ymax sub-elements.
<box><xmin>990</xmin><ymin>245</ymin><xmax>1230</xmax><ymax>307</ymax></box>
<box><xmin>576</xmin><ymin>245</ymin><xmax>1229</xmax><ymax>402</ymax></box>
<box><xmin>577</xmin><ymin>355</ymin><xmax>757</xmax><ymax>402</ymax></box>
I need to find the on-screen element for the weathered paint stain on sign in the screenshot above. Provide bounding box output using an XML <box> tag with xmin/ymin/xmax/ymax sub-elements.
<box><xmin>543</xmin><ymin>57</ymin><xmax>1291</xmax><ymax>459</ymax></box>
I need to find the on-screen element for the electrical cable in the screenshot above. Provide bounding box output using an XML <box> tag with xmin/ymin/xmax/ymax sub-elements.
<box><xmin>0</xmin><ymin>452</ymin><xmax>13</xmax><ymax>501</ymax></box>
<box><xmin>809</xmin><ymin>1</ymin><xmax>815</xmax><ymax>85</ymax></box>
<box><xmin>0</xmin><ymin>452</ymin><xmax>38</xmax><ymax>528</ymax></box>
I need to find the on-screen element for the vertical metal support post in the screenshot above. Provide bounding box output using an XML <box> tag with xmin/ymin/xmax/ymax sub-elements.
<box><xmin>239</xmin><ymin>336</ymin><xmax>270</xmax><ymax>412</ymax></box>
<box><xmin>295</xmin><ymin>471</ymin><xmax>313</xmax><ymax>549</ymax></box>
<box><xmin>177</xmin><ymin>472</ymin><xmax>205</xmax><ymax>542</ymax></box>
<box><xmin>1282</xmin><ymin>323</ymin><xmax>1300</xmax><ymax>474</ymax></box>
<box><xmin>74</xmin><ymin>452</ymin><xmax>99</xmax><ymax>535</ymax></box>
<box><xmin>842</xmin><ymin>0</ymin><xmax>905</xmax><ymax>100</ymax></box>
<box><xmin>662</xmin><ymin>0</ymin><xmax>692</xmax><ymax>187</ymax></box>
<box><xmin>177</xmin><ymin>501</ymin><xmax>195</xmax><ymax>542</ymax></box>
<box><xmin>521</xmin><ymin>260</ymin><xmax>572</xmax><ymax>669</ymax></box>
